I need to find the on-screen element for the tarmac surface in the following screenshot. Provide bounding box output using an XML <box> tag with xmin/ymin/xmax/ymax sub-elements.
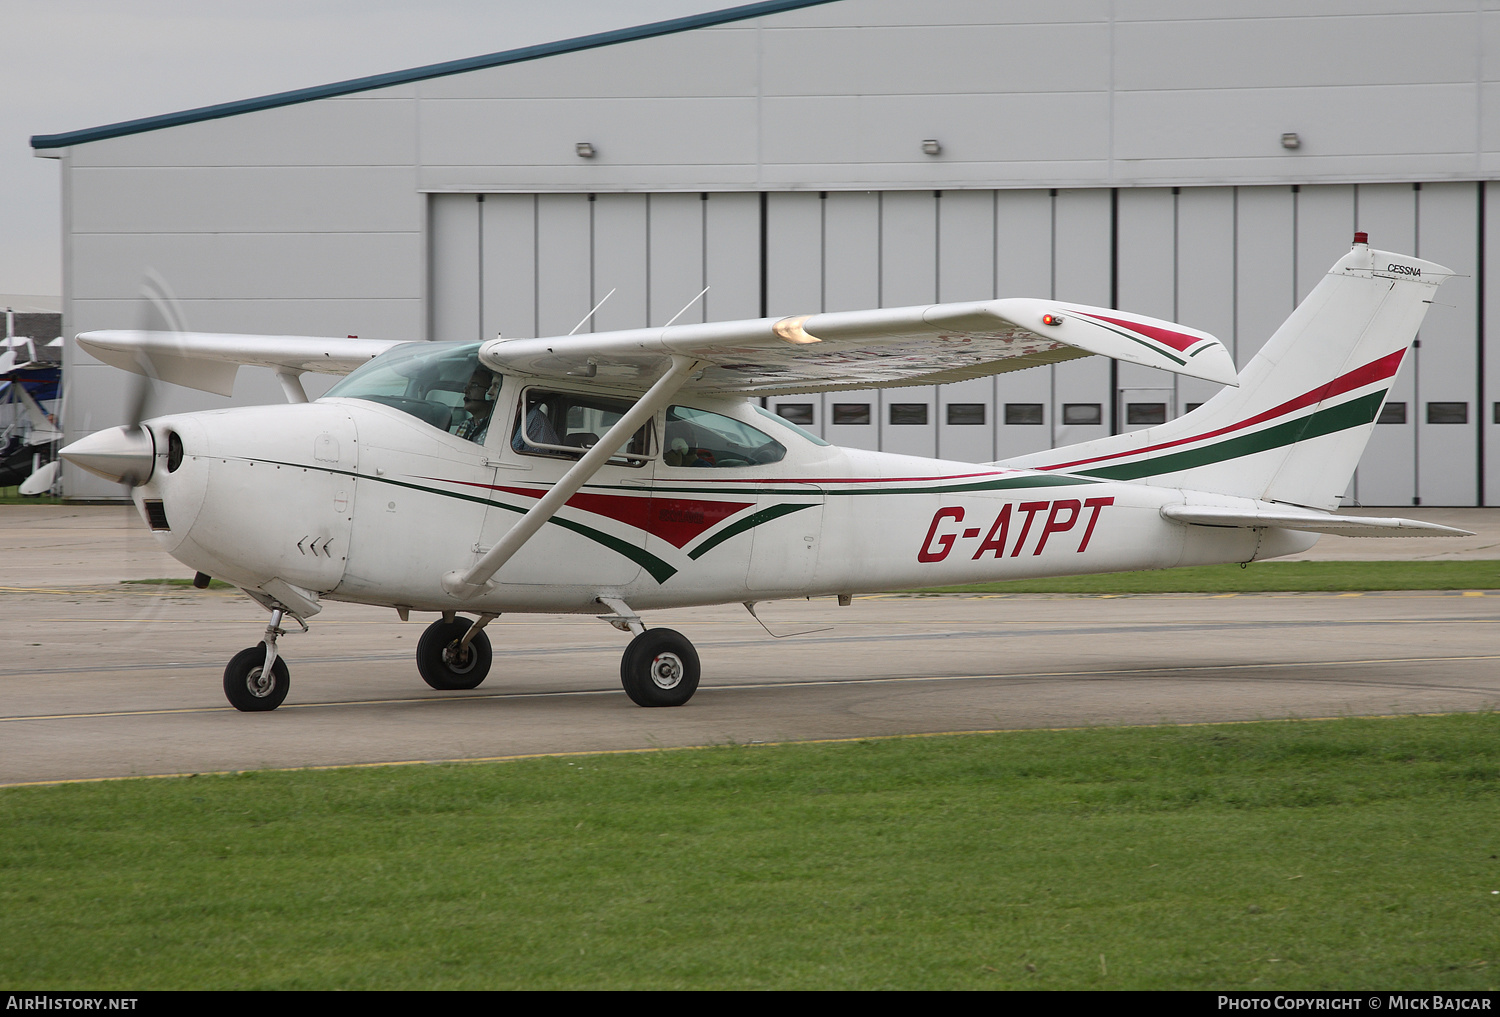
<box><xmin>2</xmin><ymin>504</ymin><xmax>1498</xmax><ymax>787</ymax></box>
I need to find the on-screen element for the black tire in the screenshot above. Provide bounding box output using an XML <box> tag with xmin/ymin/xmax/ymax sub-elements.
<box><xmin>416</xmin><ymin>618</ymin><xmax>493</xmax><ymax>690</ymax></box>
<box><xmin>223</xmin><ymin>643</ymin><xmax>290</xmax><ymax>712</ymax></box>
<box><xmin>620</xmin><ymin>628</ymin><xmax>700</xmax><ymax>707</ymax></box>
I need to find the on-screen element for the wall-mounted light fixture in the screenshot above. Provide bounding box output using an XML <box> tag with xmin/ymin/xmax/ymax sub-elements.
<box><xmin>922</xmin><ymin>139</ymin><xmax>942</xmax><ymax>156</ymax></box>
<box><xmin>576</xmin><ymin>142</ymin><xmax>596</xmax><ymax>158</ymax></box>
<box><xmin>1281</xmin><ymin>133</ymin><xmax>1300</xmax><ymax>150</ymax></box>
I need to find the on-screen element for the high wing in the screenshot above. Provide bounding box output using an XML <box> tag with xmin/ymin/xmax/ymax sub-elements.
<box><xmin>73</xmin><ymin>296</ymin><xmax>1237</xmax><ymax>402</ymax></box>
<box><xmin>479</xmin><ymin>299</ymin><xmax>1240</xmax><ymax>394</ymax></box>
<box><xmin>75</xmin><ymin>330</ymin><xmax>407</xmax><ymax>397</ymax></box>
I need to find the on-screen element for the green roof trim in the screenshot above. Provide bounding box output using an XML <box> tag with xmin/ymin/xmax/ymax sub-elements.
<box><xmin>31</xmin><ymin>0</ymin><xmax>841</xmax><ymax>150</ymax></box>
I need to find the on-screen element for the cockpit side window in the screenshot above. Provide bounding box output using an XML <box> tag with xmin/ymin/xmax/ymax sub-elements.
<box><xmin>321</xmin><ymin>342</ymin><xmax>500</xmax><ymax>443</ymax></box>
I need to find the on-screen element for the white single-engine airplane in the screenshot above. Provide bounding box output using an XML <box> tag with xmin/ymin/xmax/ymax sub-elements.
<box><xmin>62</xmin><ymin>235</ymin><xmax>1469</xmax><ymax>711</ymax></box>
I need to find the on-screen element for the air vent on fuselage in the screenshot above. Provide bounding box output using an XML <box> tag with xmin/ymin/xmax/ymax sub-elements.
<box><xmin>143</xmin><ymin>500</ymin><xmax>170</xmax><ymax>531</ymax></box>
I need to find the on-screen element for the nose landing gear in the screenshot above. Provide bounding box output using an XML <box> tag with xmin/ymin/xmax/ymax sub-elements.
<box><xmin>223</xmin><ymin>644</ymin><xmax>290</xmax><ymax>711</ymax></box>
<box><xmin>222</xmin><ymin>606</ymin><xmax>303</xmax><ymax>712</ymax></box>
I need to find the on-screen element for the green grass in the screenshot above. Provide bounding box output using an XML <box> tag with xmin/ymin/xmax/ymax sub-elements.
<box><xmin>909</xmin><ymin>559</ymin><xmax>1499</xmax><ymax>595</ymax></box>
<box><xmin>0</xmin><ymin>485</ymin><xmax>60</xmax><ymax>504</ymax></box>
<box><xmin>4</xmin><ymin>715</ymin><xmax>1499</xmax><ymax>989</ymax></box>
<box><xmin>119</xmin><ymin>577</ymin><xmax>236</xmax><ymax>590</ymax></box>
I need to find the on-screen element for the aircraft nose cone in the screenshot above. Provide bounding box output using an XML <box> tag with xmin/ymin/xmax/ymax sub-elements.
<box><xmin>60</xmin><ymin>425</ymin><xmax>156</xmax><ymax>485</ymax></box>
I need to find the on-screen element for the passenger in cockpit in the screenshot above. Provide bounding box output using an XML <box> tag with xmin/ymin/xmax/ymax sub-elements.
<box><xmin>454</xmin><ymin>367</ymin><xmax>497</xmax><ymax>444</ymax></box>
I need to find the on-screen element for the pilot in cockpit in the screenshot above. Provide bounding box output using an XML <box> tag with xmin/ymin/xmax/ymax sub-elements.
<box><xmin>454</xmin><ymin>367</ymin><xmax>497</xmax><ymax>444</ymax></box>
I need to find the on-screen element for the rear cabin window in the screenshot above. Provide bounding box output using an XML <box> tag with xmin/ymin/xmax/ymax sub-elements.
<box><xmin>663</xmin><ymin>406</ymin><xmax>786</xmax><ymax>468</ymax></box>
<box><xmin>755</xmin><ymin>404</ymin><xmax>829</xmax><ymax>446</ymax></box>
<box><xmin>512</xmin><ymin>389</ymin><xmax>651</xmax><ymax>466</ymax></box>
<box><xmin>775</xmin><ymin>403</ymin><xmax>815</xmax><ymax>425</ymax></box>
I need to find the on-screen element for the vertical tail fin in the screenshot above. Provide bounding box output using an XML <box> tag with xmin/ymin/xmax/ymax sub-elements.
<box><xmin>999</xmin><ymin>239</ymin><xmax>1453</xmax><ymax>510</ymax></box>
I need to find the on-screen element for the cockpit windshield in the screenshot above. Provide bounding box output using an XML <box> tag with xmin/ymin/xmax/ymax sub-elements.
<box><xmin>322</xmin><ymin>342</ymin><xmax>498</xmax><ymax>443</ymax></box>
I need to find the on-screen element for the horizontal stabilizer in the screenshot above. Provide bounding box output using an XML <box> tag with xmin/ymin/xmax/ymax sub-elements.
<box><xmin>1161</xmin><ymin>505</ymin><xmax>1472</xmax><ymax>537</ymax></box>
<box><xmin>76</xmin><ymin>331</ymin><xmax>407</xmax><ymax>397</ymax></box>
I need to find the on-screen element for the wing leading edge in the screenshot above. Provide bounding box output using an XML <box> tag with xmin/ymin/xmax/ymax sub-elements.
<box><xmin>479</xmin><ymin>299</ymin><xmax>1240</xmax><ymax>394</ymax></box>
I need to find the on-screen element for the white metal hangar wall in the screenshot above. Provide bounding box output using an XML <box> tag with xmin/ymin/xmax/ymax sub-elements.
<box><xmin>35</xmin><ymin>0</ymin><xmax>1500</xmax><ymax>504</ymax></box>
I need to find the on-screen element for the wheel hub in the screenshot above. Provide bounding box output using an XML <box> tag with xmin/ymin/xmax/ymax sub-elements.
<box><xmin>246</xmin><ymin>666</ymin><xmax>274</xmax><ymax>698</ymax></box>
<box><xmin>648</xmin><ymin>652</ymin><xmax>683</xmax><ymax>690</ymax></box>
<box><xmin>442</xmin><ymin>640</ymin><xmax>475</xmax><ymax>673</ymax></box>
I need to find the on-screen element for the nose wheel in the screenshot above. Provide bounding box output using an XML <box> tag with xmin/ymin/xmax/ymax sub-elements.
<box><xmin>620</xmin><ymin>628</ymin><xmax>700</xmax><ymax>707</ymax></box>
<box><xmin>223</xmin><ymin>605</ymin><xmax>302</xmax><ymax>711</ymax></box>
<box><xmin>223</xmin><ymin>643</ymin><xmax>290</xmax><ymax>712</ymax></box>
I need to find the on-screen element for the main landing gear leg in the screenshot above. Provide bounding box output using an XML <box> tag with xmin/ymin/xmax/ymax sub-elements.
<box><xmin>223</xmin><ymin>606</ymin><xmax>304</xmax><ymax>712</ymax></box>
<box><xmin>598</xmin><ymin>598</ymin><xmax>700</xmax><ymax>708</ymax></box>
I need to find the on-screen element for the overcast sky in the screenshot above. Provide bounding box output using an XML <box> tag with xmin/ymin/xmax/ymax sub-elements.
<box><xmin>1</xmin><ymin>0</ymin><xmax>725</xmax><ymax>309</ymax></box>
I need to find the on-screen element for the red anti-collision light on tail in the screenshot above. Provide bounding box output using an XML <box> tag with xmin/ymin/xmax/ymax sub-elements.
<box><xmin>1353</xmin><ymin>232</ymin><xmax>1369</xmax><ymax>245</ymax></box>
<box><xmin>1041</xmin><ymin>313</ymin><xmax>1064</xmax><ymax>326</ymax></box>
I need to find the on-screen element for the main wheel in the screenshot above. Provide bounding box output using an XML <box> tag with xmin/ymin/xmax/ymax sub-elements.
<box><xmin>223</xmin><ymin>643</ymin><xmax>290</xmax><ymax>712</ymax></box>
<box><xmin>416</xmin><ymin>618</ymin><xmax>493</xmax><ymax>690</ymax></box>
<box><xmin>620</xmin><ymin>628</ymin><xmax>700</xmax><ymax>707</ymax></box>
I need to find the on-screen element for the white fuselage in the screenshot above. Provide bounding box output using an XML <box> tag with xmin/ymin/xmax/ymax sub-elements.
<box><xmin>131</xmin><ymin>385</ymin><xmax>1314</xmax><ymax>617</ymax></box>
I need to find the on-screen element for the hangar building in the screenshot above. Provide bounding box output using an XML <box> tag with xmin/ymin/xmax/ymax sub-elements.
<box><xmin>33</xmin><ymin>0</ymin><xmax>1500</xmax><ymax>504</ymax></box>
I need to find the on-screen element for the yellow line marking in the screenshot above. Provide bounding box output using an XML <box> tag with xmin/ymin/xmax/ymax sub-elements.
<box><xmin>2</xmin><ymin>710</ymin><xmax>1491</xmax><ymax>790</ymax></box>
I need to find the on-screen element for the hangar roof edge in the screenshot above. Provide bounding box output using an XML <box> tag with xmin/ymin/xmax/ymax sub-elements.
<box><xmin>30</xmin><ymin>0</ymin><xmax>840</xmax><ymax>150</ymax></box>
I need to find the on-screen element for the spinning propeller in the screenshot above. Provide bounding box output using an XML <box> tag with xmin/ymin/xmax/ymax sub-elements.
<box><xmin>59</xmin><ymin>273</ymin><xmax>187</xmax><ymax>487</ymax></box>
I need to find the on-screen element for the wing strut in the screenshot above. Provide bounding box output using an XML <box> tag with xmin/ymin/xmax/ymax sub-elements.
<box><xmin>440</xmin><ymin>355</ymin><xmax>700</xmax><ymax>599</ymax></box>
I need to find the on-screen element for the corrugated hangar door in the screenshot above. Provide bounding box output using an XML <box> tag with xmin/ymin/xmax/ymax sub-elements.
<box><xmin>427</xmin><ymin>187</ymin><xmax>1489</xmax><ymax>506</ymax></box>
<box><xmin>429</xmin><ymin>191</ymin><xmax>760</xmax><ymax>346</ymax></box>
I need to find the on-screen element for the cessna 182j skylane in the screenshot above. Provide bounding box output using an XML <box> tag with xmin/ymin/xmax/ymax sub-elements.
<box><xmin>62</xmin><ymin>235</ymin><xmax>1469</xmax><ymax>712</ymax></box>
